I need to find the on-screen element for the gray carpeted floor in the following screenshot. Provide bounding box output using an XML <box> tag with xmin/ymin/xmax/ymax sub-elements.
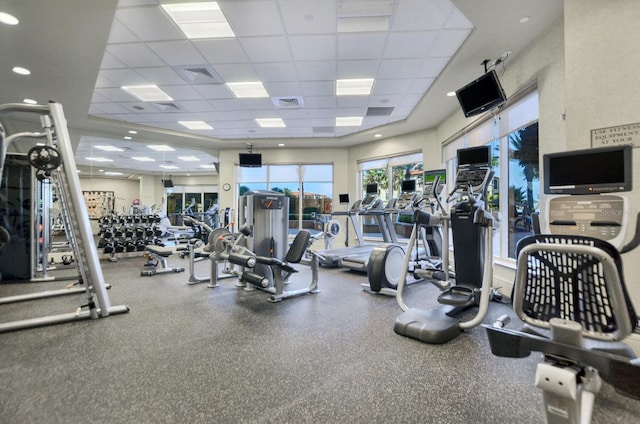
<box><xmin>1</xmin><ymin>255</ymin><xmax>639</xmax><ymax>424</ymax></box>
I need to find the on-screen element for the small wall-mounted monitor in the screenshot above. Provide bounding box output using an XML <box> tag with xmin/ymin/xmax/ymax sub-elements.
<box><xmin>401</xmin><ymin>179</ymin><xmax>416</xmax><ymax>192</ymax></box>
<box><xmin>239</xmin><ymin>153</ymin><xmax>262</xmax><ymax>168</ymax></box>
<box><xmin>455</xmin><ymin>70</ymin><xmax>507</xmax><ymax>118</ymax></box>
<box><xmin>457</xmin><ymin>145</ymin><xmax>491</xmax><ymax>168</ymax></box>
<box><xmin>163</xmin><ymin>179</ymin><xmax>174</xmax><ymax>188</ymax></box>
<box><xmin>365</xmin><ymin>183</ymin><xmax>378</xmax><ymax>194</ymax></box>
<box><xmin>424</xmin><ymin>169</ymin><xmax>446</xmax><ymax>184</ymax></box>
<box><xmin>339</xmin><ymin>193</ymin><xmax>350</xmax><ymax>204</ymax></box>
<box><xmin>544</xmin><ymin>145</ymin><xmax>632</xmax><ymax>195</ymax></box>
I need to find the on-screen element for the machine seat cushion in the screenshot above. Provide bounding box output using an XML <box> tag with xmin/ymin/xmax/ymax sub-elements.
<box><xmin>285</xmin><ymin>230</ymin><xmax>310</xmax><ymax>264</ymax></box>
<box><xmin>145</xmin><ymin>246</ymin><xmax>174</xmax><ymax>257</ymax></box>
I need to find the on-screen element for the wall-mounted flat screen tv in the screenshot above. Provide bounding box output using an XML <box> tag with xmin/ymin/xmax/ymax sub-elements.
<box><xmin>544</xmin><ymin>145</ymin><xmax>632</xmax><ymax>195</ymax></box>
<box><xmin>239</xmin><ymin>153</ymin><xmax>262</xmax><ymax>167</ymax></box>
<box><xmin>339</xmin><ymin>193</ymin><xmax>350</xmax><ymax>204</ymax></box>
<box><xmin>163</xmin><ymin>179</ymin><xmax>174</xmax><ymax>188</ymax></box>
<box><xmin>401</xmin><ymin>179</ymin><xmax>416</xmax><ymax>192</ymax></box>
<box><xmin>366</xmin><ymin>183</ymin><xmax>378</xmax><ymax>194</ymax></box>
<box><xmin>457</xmin><ymin>145</ymin><xmax>491</xmax><ymax>168</ymax></box>
<box><xmin>455</xmin><ymin>70</ymin><xmax>507</xmax><ymax>118</ymax></box>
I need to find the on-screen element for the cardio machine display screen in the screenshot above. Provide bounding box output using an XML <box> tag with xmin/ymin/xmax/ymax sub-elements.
<box><xmin>457</xmin><ymin>146</ymin><xmax>490</xmax><ymax>168</ymax></box>
<box><xmin>544</xmin><ymin>145</ymin><xmax>632</xmax><ymax>194</ymax></box>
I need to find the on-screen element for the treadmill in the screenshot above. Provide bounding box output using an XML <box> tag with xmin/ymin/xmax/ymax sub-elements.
<box><xmin>317</xmin><ymin>184</ymin><xmax>382</xmax><ymax>267</ymax></box>
<box><xmin>339</xmin><ymin>180</ymin><xmax>417</xmax><ymax>272</ymax></box>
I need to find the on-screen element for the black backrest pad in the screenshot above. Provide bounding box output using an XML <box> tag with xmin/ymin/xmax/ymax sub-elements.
<box><xmin>286</xmin><ymin>230</ymin><xmax>310</xmax><ymax>263</ymax></box>
<box><xmin>515</xmin><ymin>234</ymin><xmax>638</xmax><ymax>335</ymax></box>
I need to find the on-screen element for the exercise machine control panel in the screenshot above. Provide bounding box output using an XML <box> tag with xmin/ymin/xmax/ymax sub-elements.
<box><xmin>548</xmin><ymin>194</ymin><xmax>625</xmax><ymax>242</ymax></box>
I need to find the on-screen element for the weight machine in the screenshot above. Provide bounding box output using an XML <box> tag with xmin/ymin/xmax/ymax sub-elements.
<box><xmin>0</xmin><ymin>102</ymin><xmax>129</xmax><ymax>332</ymax></box>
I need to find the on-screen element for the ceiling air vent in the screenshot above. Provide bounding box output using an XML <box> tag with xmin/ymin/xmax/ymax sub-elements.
<box><xmin>174</xmin><ymin>65</ymin><xmax>224</xmax><ymax>85</ymax></box>
<box><xmin>271</xmin><ymin>96</ymin><xmax>305</xmax><ymax>108</ymax></box>
<box><xmin>366</xmin><ymin>106</ymin><xmax>394</xmax><ymax>116</ymax></box>
<box><xmin>153</xmin><ymin>102</ymin><xmax>181</xmax><ymax>112</ymax></box>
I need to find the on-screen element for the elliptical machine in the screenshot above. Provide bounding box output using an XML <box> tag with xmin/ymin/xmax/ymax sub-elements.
<box><xmin>394</xmin><ymin>145</ymin><xmax>497</xmax><ymax>344</ymax></box>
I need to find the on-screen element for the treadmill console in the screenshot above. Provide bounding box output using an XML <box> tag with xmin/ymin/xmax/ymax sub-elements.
<box><xmin>360</xmin><ymin>193</ymin><xmax>378</xmax><ymax>210</ymax></box>
<box><xmin>548</xmin><ymin>194</ymin><xmax>625</xmax><ymax>243</ymax></box>
<box><xmin>396</xmin><ymin>192</ymin><xmax>417</xmax><ymax>209</ymax></box>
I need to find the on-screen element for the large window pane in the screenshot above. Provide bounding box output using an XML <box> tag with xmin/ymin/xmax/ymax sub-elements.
<box><xmin>508</xmin><ymin>122</ymin><xmax>539</xmax><ymax>258</ymax></box>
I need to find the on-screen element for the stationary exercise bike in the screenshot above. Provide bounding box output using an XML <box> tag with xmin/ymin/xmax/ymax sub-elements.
<box><xmin>394</xmin><ymin>146</ymin><xmax>497</xmax><ymax>344</ymax></box>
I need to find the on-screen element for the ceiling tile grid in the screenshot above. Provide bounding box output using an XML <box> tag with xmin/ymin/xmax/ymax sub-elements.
<box><xmin>88</xmin><ymin>0</ymin><xmax>473</xmax><ymax>141</ymax></box>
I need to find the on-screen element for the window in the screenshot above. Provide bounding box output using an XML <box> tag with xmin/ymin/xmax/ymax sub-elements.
<box><xmin>358</xmin><ymin>152</ymin><xmax>423</xmax><ymax>241</ymax></box>
<box><xmin>165</xmin><ymin>185</ymin><xmax>219</xmax><ymax>226</ymax></box>
<box><xmin>236</xmin><ymin>163</ymin><xmax>333</xmax><ymax>234</ymax></box>
<box><xmin>443</xmin><ymin>88</ymin><xmax>539</xmax><ymax>261</ymax></box>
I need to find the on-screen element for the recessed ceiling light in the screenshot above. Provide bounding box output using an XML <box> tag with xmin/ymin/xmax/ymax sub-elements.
<box><xmin>121</xmin><ymin>85</ymin><xmax>173</xmax><ymax>102</ymax></box>
<box><xmin>23</xmin><ymin>98</ymin><xmax>37</xmax><ymax>104</ymax></box>
<box><xmin>0</xmin><ymin>12</ymin><xmax>19</xmax><ymax>25</ymax></box>
<box><xmin>178</xmin><ymin>120</ymin><xmax>213</xmax><ymax>130</ymax></box>
<box><xmin>336</xmin><ymin>78</ymin><xmax>374</xmax><ymax>96</ymax></box>
<box><xmin>128</xmin><ymin>130</ymin><xmax>138</xmax><ymax>134</ymax></box>
<box><xmin>255</xmin><ymin>118</ymin><xmax>286</xmax><ymax>128</ymax></box>
<box><xmin>94</xmin><ymin>145</ymin><xmax>124</xmax><ymax>152</ymax></box>
<box><xmin>199</xmin><ymin>164</ymin><xmax>217</xmax><ymax>169</ymax></box>
<box><xmin>374</xmin><ymin>134</ymin><xmax>382</xmax><ymax>138</ymax></box>
<box><xmin>226</xmin><ymin>82</ymin><xmax>269</xmax><ymax>98</ymax></box>
<box><xmin>336</xmin><ymin>116</ymin><xmax>363</xmax><ymax>127</ymax></box>
<box><xmin>278</xmin><ymin>143</ymin><xmax>285</xmax><ymax>147</ymax></box>
<box><xmin>132</xmin><ymin>157</ymin><xmax>155</xmax><ymax>162</ymax></box>
<box><xmin>178</xmin><ymin>156</ymin><xmax>200</xmax><ymax>161</ymax></box>
<box><xmin>519</xmin><ymin>16</ymin><xmax>530</xmax><ymax>23</ymax></box>
<box><xmin>147</xmin><ymin>145</ymin><xmax>175</xmax><ymax>152</ymax></box>
<box><xmin>161</xmin><ymin>2</ymin><xmax>235</xmax><ymax>39</ymax></box>
<box><xmin>123</xmin><ymin>136</ymin><xmax>132</xmax><ymax>140</ymax></box>
<box><xmin>85</xmin><ymin>157</ymin><xmax>114</xmax><ymax>162</ymax></box>
<box><xmin>12</xmin><ymin>66</ymin><xmax>31</xmax><ymax>75</ymax></box>
<box><xmin>104</xmin><ymin>172</ymin><xmax>124</xmax><ymax>176</ymax></box>
<box><xmin>160</xmin><ymin>165</ymin><xmax>179</xmax><ymax>170</ymax></box>
<box><xmin>446</xmin><ymin>91</ymin><xmax>456</xmax><ymax>97</ymax></box>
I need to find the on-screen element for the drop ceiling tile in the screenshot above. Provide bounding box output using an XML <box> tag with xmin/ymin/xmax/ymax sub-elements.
<box><xmin>428</xmin><ymin>29</ymin><xmax>470</xmax><ymax>57</ymax></box>
<box><xmin>222</xmin><ymin>110</ymin><xmax>253</xmax><ymax>120</ymax></box>
<box><xmin>383</xmin><ymin>31</ymin><xmax>438</xmax><ymax>59</ymax></box>
<box><xmin>194</xmin><ymin>85</ymin><xmax>234</xmax><ymax>100</ymax></box>
<box><xmin>372</xmin><ymin>79</ymin><xmax>412</xmax><ymax>95</ymax></box>
<box><xmin>336</xmin><ymin>96</ymin><xmax>368</xmax><ymax>108</ymax></box>
<box><xmin>289</xmin><ymin>35</ymin><xmax>337</xmax><ymax>61</ymax></box>
<box><xmin>407</xmin><ymin>78</ymin><xmax>435</xmax><ymax>93</ymax></box>
<box><xmin>106</xmin><ymin>43</ymin><xmax>165</xmax><ymax>67</ymax></box>
<box><xmin>274</xmin><ymin>109</ymin><xmax>307</xmax><ymax>119</ymax></box>
<box><xmin>211</xmin><ymin>99</ymin><xmax>244</xmax><ymax>111</ymax></box>
<box><xmin>108</xmin><ymin>18</ymin><xmax>140</xmax><ymax>43</ymax></box>
<box><xmin>263</xmin><ymin>81</ymin><xmax>303</xmax><ymax>97</ymax></box>
<box><xmin>338</xmin><ymin>33</ymin><xmax>386</xmax><ymax>60</ymax></box>
<box><xmin>99</xmin><ymin>69</ymin><xmax>148</xmax><ymax>87</ymax></box>
<box><xmin>115</xmin><ymin>6</ymin><xmax>183</xmax><ymax>41</ymax></box>
<box><xmin>444</xmin><ymin>6</ymin><xmax>473</xmax><ymax>29</ymax></box>
<box><xmin>175</xmin><ymin>100</ymin><xmax>215</xmax><ymax>113</ymax></box>
<box><xmin>193</xmin><ymin>39</ymin><xmax>249</xmax><ymax>64</ymax></box>
<box><xmin>161</xmin><ymin>85</ymin><xmax>204</xmax><ymax>101</ymax></box>
<box><xmin>301</xmin><ymin>81</ymin><xmax>335</xmax><ymax>97</ymax></box>
<box><xmin>278</xmin><ymin>0</ymin><xmax>336</xmax><ymax>34</ymax></box>
<box><xmin>239</xmin><ymin>98</ymin><xmax>275</xmax><ymax>110</ymax></box>
<box><xmin>254</xmin><ymin>62</ymin><xmax>299</xmax><ymax>82</ymax></box>
<box><xmin>287</xmin><ymin>127</ymin><xmax>314</xmax><ymax>137</ymax></box>
<box><xmin>337</xmin><ymin>60</ymin><xmax>379</xmax><ymax>78</ymax></box>
<box><xmin>95</xmin><ymin>87</ymin><xmax>139</xmax><ymax>102</ymax></box>
<box><xmin>193</xmin><ymin>111</ymin><xmax>225</xmax><ymax>121</ymax></box>
<box><xmin>419</xmin><ymin>57</ymin><xmax>449</xmax><ymax>78</ymax></box>
<box><xmin>208</xmin><ymin>119</ymin><xmax>238</xmax><ymax>129</ymax></box>
<box><xmin>240</xmin><ymin>36</ymin><xmax>292</xmax><ymax>62</ymax></box>
<box><xmin>141</xmin><ymin>112</ymin><xmax>195</xmax><ymax>123</ymax></box>
<box><xmin>134</xmin><ymin>67</ymin><xmax>186</xmax><ymax>85</ymax></box>
<box><xmin>109</xmin><ymin>113</ymin><xmax>152</xmax><ymax>124</ymax></box>
<box><xmin>147</xmin><ymin>40</ymin><xmax>207</xmax><ymax>66</ymax></box>
<box><xmin>100</xmin><ymin>51</ymin><xmax>127</xmax><ymax>69</ymax></box>
<box><xmin>303</xmin><ymin>95</ymin><xmax>336</xmax><ymax>109</ymax></box>
<box><xmin>221</xmin><ymin>0</ymin><xmax>285</xmax><ymax>37</ymax></box>
<box><xmin>377</xmin><ymin>58</ymin><xmax>423</xmax><ymax>78</ymax></box>
<box><xmin>296</xmin><ymin>61</ymin><xmax>337</xmax><ymax>82</ymax></box>
<box><xmin>307</xmin><ymin>109</ymin><xmax>338</xmax><ymax>119</ymax></box>
<box><xmin>392</xmin><ymin>0</ymin><xmax>452</xmax><ymax>31</ymax></box>
<box><xmin>283</xmin><ymin>116</ymin><xmax>310</xmax><ymax>126</ymax></box>
<box><xmin>214</xmin><ymin>64</ymin><xmax>259</xmax><ymax>82</ymax></box>
<box><xmin>399</xmin><ymin>93</ymin><xmax>422</xmax><ymax>107</ymax></box>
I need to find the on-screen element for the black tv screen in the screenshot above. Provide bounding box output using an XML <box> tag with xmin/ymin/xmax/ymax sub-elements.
<box><xmin>458</xmin><ymin>145</ymin><xmax>491</xmax><ymax>168</ymax></box>
<box><xmin>239</xmin><ymin>153</ymin><xmax>262</xmax><ymax>167</ymax></box>
<box><xmin>366</xmin><ymin>183</ymin><xmax>378</xmax><ymax>194</ymax></box>
<box><xmin>401</xmin><ymin>179</ymin><xmax>416</xmax><ymax>192</ymax></box>
<box><xmin>544</xmin><ymin>145</ymin><xmax>632</xmax><ymax>195</ymax></box>
<box><xmin>339</xmin><ymin>193</ymin><xmax>350</xmax><ymax>204</ymax></box>
<box><xmin>163</xmin><ymin>179</ymin><xmax>174</xmax><ymax>188</ymax></box>
<box><xmin>455</xmin><ymin>70</ymin><xmax>507</xmax><ymax>118</ymax></box>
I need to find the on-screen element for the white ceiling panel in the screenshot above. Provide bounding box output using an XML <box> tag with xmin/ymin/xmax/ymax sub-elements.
<box><xmin>428</xmin><ymin>29</ymin><xmax>471</xmax><ymax>57</ymax></box>
<box><xmin>240</xmin><ymin>37</ymin><xmax>293</xmax><ymax>62</ymax></box>
<box><xmin>194</xmin><ymin>84</ymin><xmax>233</xmax><ymax>100</ymax></box>
<box><xmin>289</xmin><ymin>35</ymin><xmax>337</xmax><ymax>61</ymax></box>
<box><xmin>134</xmin><ymin>67</ymin><xmax>186</xmax><ymax>85</ymax></box>
<box><xmin>338</xmin><ymin>33</ymin><xmax>387</xmax><ymax>60</ymax></box>
<box><xmin>301</xmin><ymin>96</ymin><xmax>336</xmax><ymax>109</ymax></box>
<box><xmin>419</xmin><ymin>57</ymin><xmax>449</xmax><ymax>78</ymax></box>
<box><xmin>295</xmin><ymin>62</ymin><xmax>337</xmax><ymax>82</ymax></box>
<box><xmin>99</xmin><ymin>69</ymin><xmax>148</xmax><ymax>87</ymax></box>
<box><xmin>383</xmin><ymin>32</ymin><xmax>438</xmax><ymax>59</ymax></box>
<box><xmin>254</xmin><ymin>63</ymin><xmax>299</xmax><ymax>83</ymax></box>
<box><xmin>114</xmin><ymin>6</ymin><xmax>182</xmax><ymax>41</ymax></box>
<box><xmin>392</xmin><ymin>0</ymin><xmax>454</xmax><ymax>31</ymax></box>
<box><xmin>214</xmin><ymin>64</ymin><xmax>259</xmax><ymax>82</ymax></box>
<box><xmin>278</xmin><ymin>0</ymin><xmax>337</xmax><ymax>34</ymax></box>
<box><xmin>100</xmin><ymin>51</ymin><xmax>127</xmax><ymax>69</ymax></box>
<box><xmin>193</xmin><ymin>39</ymin><xmax>249</xmax><ymax>64</ymax></box>
<box><xmin>147</xmin><ymin>40</ymin><xmax>207</xmax><ymax>66</ymax></box>
<box><xmin>106</xmin><ymin>43</ymin><xmax>165</xmax><ymax>67</ymax></box>
<box><xmin>377</xmin><ymin>58</ymin><xmax>424</xmax><ymax>79</ymax></box>
<box><xmin>372</xmin><ymin>79</ymin><xmax>412</xmax><ymax>95</ymax></box>
<box><xmin>407</xmin><ymin>78</ymin><xmax>435</xmax><ymax>94</ymax></box>
<box><xmin>222</xmin><ymin>0</ymin><xmax>285</xmax><ymax>37</ymax></box>
<box><xmin>107</xmin><ymin>17</ymin><xmax>140</xmax><ymax>43</ymax></box>
<box><xmin>160</xmin><ymin>85</ymin><xmax>203</xmax><ymax>101</ymax></box>
<box><xmin>337</xmin><ymin>60</ymin><xmax>380</xmax><ymax>78</ymax></box>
